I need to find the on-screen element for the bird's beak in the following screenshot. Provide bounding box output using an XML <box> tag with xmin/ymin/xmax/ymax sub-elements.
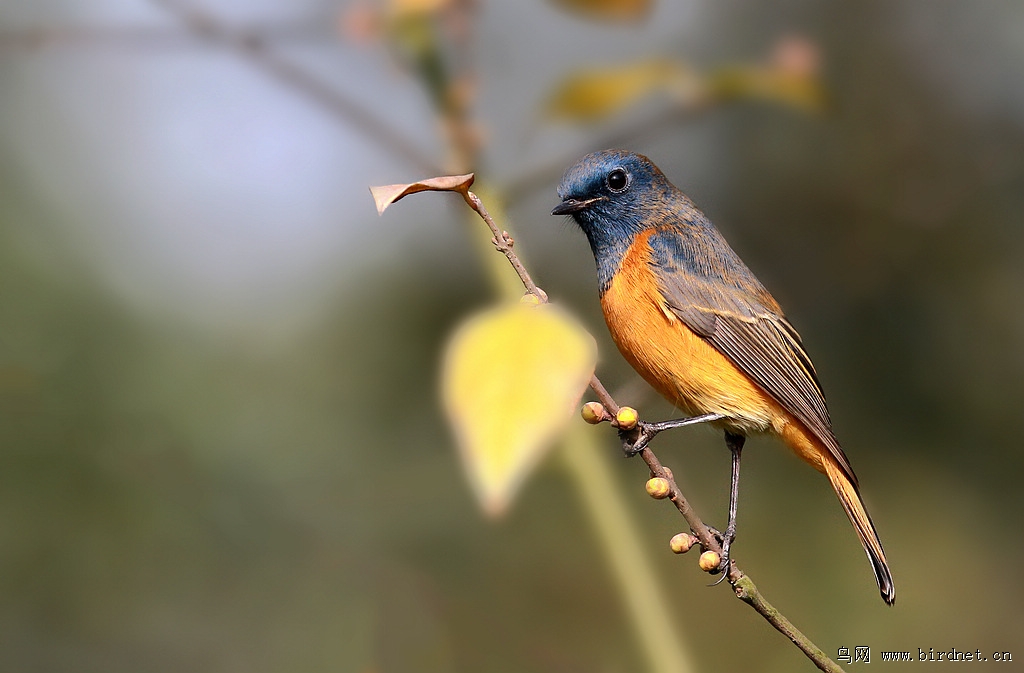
<box><xmin>551</xmin><ymin>196</ymin><xmax>605</xmax><ymax>215</ymax></box>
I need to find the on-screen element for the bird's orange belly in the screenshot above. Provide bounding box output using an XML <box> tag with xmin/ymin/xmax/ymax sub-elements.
<box><xmin>601</xmin><ymin>249</ymin><xmax>784</xmax><ymax>437</ymax></box>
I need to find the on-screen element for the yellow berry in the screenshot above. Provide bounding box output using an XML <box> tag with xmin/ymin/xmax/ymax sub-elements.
<box><xmin>520</xmin><ymin>293</ymin><xmax>541</xmax><ymax>305</ymax></box>
<box><xmin>699</xmin><ymin>550</ymin><xmax>721</xmax><ymax>572</ymax></box>
<box><xmin>645</xmin><ymin>477</ymin><xmax>671</xmax><ymax>499</ymax></box>
<box><xmin>581</xmin><ymin>401</ymin><xmax>607</xmax><ymax>424</ymax></box>
<box><xmin>669</xmin><ymin>533</ymin><xmax>697</xmax><ymax>554</ymax></box>
<box><xmin>616</xmin><ymin>406</ymin><xmax>639</xmax><ymax>430</ymax></box>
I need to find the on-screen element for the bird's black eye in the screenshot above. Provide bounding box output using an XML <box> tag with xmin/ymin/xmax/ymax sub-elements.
<box><xmin>606</xmin><ymin>168</ymin><xmax>630</xmax><ymax>193</ymax></box>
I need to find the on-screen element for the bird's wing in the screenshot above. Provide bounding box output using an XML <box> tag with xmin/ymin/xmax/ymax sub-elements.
<box><xmin>649</xmin><ymin>239</ymin><xmax>857</xmax><ymax>486</ymax></box>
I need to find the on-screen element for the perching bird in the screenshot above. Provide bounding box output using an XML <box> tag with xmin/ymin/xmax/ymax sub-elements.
<box><xmin>552</xmin><ymin>149</ymin><xmax>895</xmax><ymax>605</ymax></box>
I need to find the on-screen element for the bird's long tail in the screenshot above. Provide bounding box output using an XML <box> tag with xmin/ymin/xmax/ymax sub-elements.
<box><xmin>823</xmin><ymin>457</ymin><xmax>896</xmax><ymax>605</ymax></box>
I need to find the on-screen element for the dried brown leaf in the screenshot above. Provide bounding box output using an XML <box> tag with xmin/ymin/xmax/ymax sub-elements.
<box><xmin>370</xmin><ymin>173</ymin><xmax>475</xmax><ymax>215</ymax></box>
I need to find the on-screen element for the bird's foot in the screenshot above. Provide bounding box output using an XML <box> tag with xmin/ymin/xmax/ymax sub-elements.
<box><xmin>718</xmin><ymin>527</ymin><xmax>736</xmax><ymax>575</ymax></box>
<box><xmin>618</xmin><ymin>413</ymin><xmax>726</xmax><ymax>457</ymax></box>
<box><xmin>618</xmin><ymin>421</ymin><xmax>658</xmax><ymax>456</ymax></box>
<box><xmin>703</xmin><ymin>524</ymin><xmax>736</xmax><ymax>576</ymax></box>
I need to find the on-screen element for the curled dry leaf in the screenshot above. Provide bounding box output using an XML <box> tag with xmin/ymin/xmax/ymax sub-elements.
<box><xmin>441</xmin><ymin>302</ymin><xmax>597</xmax><ymax>517</ymax></box>
<box><xmin>370</xmin><ymin>173</ymin><xmax>475</xmax><ymax>215</ymax></box>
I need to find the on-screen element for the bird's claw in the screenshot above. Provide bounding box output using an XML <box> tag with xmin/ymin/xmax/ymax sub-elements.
<box><xmin>618</xmin><ymin>420</ymin><xmax>658</xmax><ymax>456</ymax></box>
<box><xmin>617</xmin><ymin>412</ymin><xmax>727</xmax><ymax>456</ymax></box>
<box><xmin>709</xmin><ymin>562</ymin><xmax>732</xmax><ymax>585</ymax></box>
<box><xmin>701</xmin><ymin>525</ymin><xmax>735</xmax><ymax>576</ymax></box>
<box><xmin>717</xmin><ymin>531</ymin><xmax>736</xmax><ymax>575</ymax></box>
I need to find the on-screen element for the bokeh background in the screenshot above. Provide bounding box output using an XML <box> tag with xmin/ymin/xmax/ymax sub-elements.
<box><xmin>2</xmin><ymin>1</ymin><xmax>1023</xmax><ymax>671</ymax></box>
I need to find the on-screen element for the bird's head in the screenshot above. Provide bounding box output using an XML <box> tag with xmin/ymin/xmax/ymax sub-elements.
<box><xmin>552</xmin><ymin>150</ymin><xmax>673</xmax><ymax>284</ymax></box>
<box><xmin>552</xmin><ymin>149</ymin><xmax>671</xmax><ymax>243</ymax></box>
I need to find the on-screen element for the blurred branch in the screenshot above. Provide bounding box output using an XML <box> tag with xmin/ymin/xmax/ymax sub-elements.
<box><xmin>504</xmin><ymin>100</ymin><xmax>711</xmax><ymax>204</ymax></box>
<box><xmin>0</xmin><ymin>24</ymin><xmax>332</xmax><ymax>50</ymax></box>
<box><xmin>507</xmin><ymin>37</ymin><xmax>823</xmax><ymax>203</ymax></box>
<box><xmin>149</xmin><ymin>0</ymin><xmax>442</xmax><ymax>174</ymax></box>
<box><xmin>561</xmin><ymin>424</ymin><xmax>698</xmax><ymax>673</ymax></box>
<box><xmin>442</xmin><ymin>0</ymin><xmax>481</xmax><ymax>173</ymax></box>
<box><xmin>1</xmin><ymin>2</ymin><xmax>443</xmax><ymax>174</ymax></box>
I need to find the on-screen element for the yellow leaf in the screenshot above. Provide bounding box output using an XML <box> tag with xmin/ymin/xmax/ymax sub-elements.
<box><xmin>369</xmin><ymin>173</ymin><xmax>475</xmax><ymax>215</ymax></box>
<box><xmin>708</xmin><ymin>66</ymin><xmax>826</xmax><ymax>113</ymax></box>
<box><xmin>441</xmin><ymin>303</ymin><xmax>597</xmax><ymax>516</ymax></box>
<box><xmin>701</xmin><ymin>37</ymin><xmax>825</xmax><ymax>113</ymax></box>
<box><xmin>387</xmin><ymin>0</ymin><xmax>453</xmax><ymax>19</ymax></box>
<box><xmin>545</xmin><ymin>60</ymin><xmax>699</xmax><ymax>123</ymax></box>
<box><xmin>548</xmin><ymin>0</ymin><xmax>652</xmax><ymax>22</ymax></box>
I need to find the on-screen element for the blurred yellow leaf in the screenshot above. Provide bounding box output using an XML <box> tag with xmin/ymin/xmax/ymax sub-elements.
<box><xmin>387</xmin><ymin>0</ymin><xmax>452</xmax><ymax>19</ymax></box>
<box><xmin>549</xmin><ymin>0</ymin><xmax>652</xmax><ymax>22</ymax></box>
<box><xmin>545</xmin><ymin>60</ymin><xmax>699</xmax><ymax>123</ymax></box>
<box><xmin>369</xmin><ymin>173</ymin><xmax>474</xmax><ymax>215</ymax></box>
<box><xmin>708</xmin><ymin>66</ymin><xmax>826</xmax><ymax>112</ymax></box>
<box><xmin>441</xmin><ymin>302</ymin><xmax>597</xmax><ymax>516</ymax></box>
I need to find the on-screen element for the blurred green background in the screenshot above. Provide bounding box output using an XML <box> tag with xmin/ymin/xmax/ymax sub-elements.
<box><xmin>2</xmin><ymin>1</ymin><xmax>1023</xmax><ymax>671</ymax></box>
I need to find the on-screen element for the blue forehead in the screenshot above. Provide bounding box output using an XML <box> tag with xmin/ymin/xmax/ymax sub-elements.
<box><xmin>556</xmin><ymin>149</ymin><xmax>664</xmax><ymax>199</ymax></box>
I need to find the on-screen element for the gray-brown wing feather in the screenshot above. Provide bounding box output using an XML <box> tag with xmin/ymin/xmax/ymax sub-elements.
<box><xmin>656</xmin><ymin>268</ymin><xmax>858</xmax><ymax>486</ymax></box>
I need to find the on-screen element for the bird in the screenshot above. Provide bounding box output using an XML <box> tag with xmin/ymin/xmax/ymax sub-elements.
<box><xmin>552</xmin><ymin>149</ymin><xmax>895</xmax><ymax>605</ymax></box>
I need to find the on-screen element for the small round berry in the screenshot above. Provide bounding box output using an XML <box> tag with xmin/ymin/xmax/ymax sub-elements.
<box><xmin>669</xmin><ymin>533</ymin><xmax>697</xmax><ymax>554</ymax></box>
<box><xmin>616</xmin><ymin>406</ymin><xmax>639</xmax><ymax>430</ymax></box>
<box><xmin>581</xmin><ymin>402</ymin><xmax>607</xmax><ymax>424</ymax></box>
<box><xmin>520</xmin><ymin>293</ymin><xmax>541</xmax><ymax>305</ymax></box>
<box><xmin>699</xmin><ymin>550</ymin><xmax>721</xmax><ymax>572</ymax></box>
<box><xmin>645</xmin><ymin>477</ymin><xmax>671</xmax><ymax>499</ymax></box>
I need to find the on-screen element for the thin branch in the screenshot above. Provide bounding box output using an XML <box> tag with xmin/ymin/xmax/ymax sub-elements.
<box><xmin>457</xmin><ymin>187</ymin><xmax>845</xmax><ymax>673</ymax></box>
<box><xmin>731</xmin><ymin>570</ymin><xmax>846</xmax><ymax>673</ymax></box>
<box><xmin>587</xmin><ymin>375</ymin><xmax>618</xmax><ymax>414</ymax></box>
<box><xmin>585</xmin><ymin>380</ymin><xmax>729</xmax><ymax>554</ymax></box>
<box><xmin>638</xmin><ymin>445</ymin><xmax>721</xmax><ymax>554</ymax></box>
<box><xmin>460</xmin><ymin>189</ymin><xmax>547</xmax><ymax>301</ymax></box>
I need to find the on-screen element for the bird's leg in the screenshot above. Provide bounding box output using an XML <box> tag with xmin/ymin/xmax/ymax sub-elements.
<box><xmin>717</xmin><ymin>431</ymin><xmax>746</xmax><ymax>572</ymax></box>
<box><xmin>619</xmin><ymin>413</ymin><xmax>725</xmax><ymax>456</ymax></box>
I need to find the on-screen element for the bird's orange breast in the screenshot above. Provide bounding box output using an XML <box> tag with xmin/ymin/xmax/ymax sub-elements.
<box><xmin>601</xmin><ymin>230</ymin><xmax>786</xmax><ymax>438</ymax></box>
